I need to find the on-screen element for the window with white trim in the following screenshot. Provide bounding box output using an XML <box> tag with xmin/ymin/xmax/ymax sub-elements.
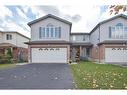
<box><xmin>39</xmin><ymin>23</ymin><xmax>61</xmax><ymax>39</ymax></box>
<box><xmin>109</xmin><ymin>23</ymin><xmax>127</xmax><ymax>39</ymax></box>
<box><xmin>6</xmin><ymin>34</ymin><xmax>12</xmax><ymax>40</ymax></box>
<box><xmin>72</xmin><ymin>35</ymin><xmax>76</xmax><ymax>41</ymax></box>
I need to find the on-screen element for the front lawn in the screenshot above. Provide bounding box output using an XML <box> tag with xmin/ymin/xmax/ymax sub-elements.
<box><xmin>0</xmin><ymin>63</ymin><xmax>16</xmax><ymax>70</ymax></box>
<box><xmin>71</xmin><ymin>61</ymin><xmax>127</xmax><ymax>89</ymax></box>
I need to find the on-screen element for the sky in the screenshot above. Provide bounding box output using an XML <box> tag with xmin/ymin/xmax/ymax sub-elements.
<box><xmin>0</xmin><ymin>1</ymin><xmax>127</xmax><ymax>38</ymax></box>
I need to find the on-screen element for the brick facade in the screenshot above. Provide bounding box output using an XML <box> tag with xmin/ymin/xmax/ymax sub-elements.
<box><xmin>13</xmin><ymin>47</ymin><xmax>28</xmax><ymax>62</ymax></box>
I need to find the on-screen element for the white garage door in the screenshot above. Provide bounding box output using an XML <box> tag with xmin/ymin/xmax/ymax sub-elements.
<box><xmin>105</xmin><ymin>48</ymin><xmax>127</xmax><ymax>63</ymax></box>
<box><xmin>31</xmin><ymin>48</ymin><xmax>67</xmax><ymax>63</ymax></box>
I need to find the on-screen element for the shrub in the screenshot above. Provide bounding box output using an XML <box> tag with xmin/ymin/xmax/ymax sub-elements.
<box><xmin>0</xmin><ymin>48</ymin><xmax>13</xmax><ymax>64</ymax></box>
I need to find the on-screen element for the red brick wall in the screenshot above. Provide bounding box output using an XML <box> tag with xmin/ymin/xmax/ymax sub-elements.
<box><xmin>91</xmin><ymin>45</ymin><xmax>105</xmax><ymax>62</ymax></box>
<box><xmin>0</xmin><ymin>48</ymin><xmax>5</xmax><ymax>54</ymax></box>
<box><xmin>13</xmin><ymin>47</ymin><xmax>28</xmax><ymax>62</ymax></box>
<box><xmin>91</xmin><ymin>46</ymin><xmax>99</xmax><ymax>60</ymax></box>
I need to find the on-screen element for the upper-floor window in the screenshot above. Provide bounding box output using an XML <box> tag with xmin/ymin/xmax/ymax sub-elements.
<box><xmin>72</xmin><ymin>35</ymin><xmax>76</xmax><ymax>41</ymax></box>
<box><xmin>6</xmin><ymin>34</ymin><xmax>12</xmax><ymax>40</ymax></box>
<box><xmin>83</xmin><ymin>35</ymin><xmax>86</xmax><ymax>41</ymax></box>
<box><xmin>109</xmin><ymin>23</ymin><xmax>127</xmax><ymax>39</ymax></box>
<box><xmin>39</xmin><ymin>23</ymin><xmax>61</xmax><ymax>39</ymax></box>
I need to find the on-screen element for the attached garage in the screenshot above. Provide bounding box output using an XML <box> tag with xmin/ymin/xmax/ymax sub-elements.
<box><xmin>31</xmin><ymin>47</ymin><xmax>68</xmax><ymax>63</ymax></box>
<box><xmin>105</xmin><ymin>47</ymin><xmax>127</xmax><ymax>63</ymax></box>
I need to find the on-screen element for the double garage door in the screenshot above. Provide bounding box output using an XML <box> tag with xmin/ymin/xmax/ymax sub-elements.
<box><xmin>31</xmin><ymin>47</ymin><xmax>67</xmax><ymax>63</ymax></box>
<box><xmin>105</xmin><ymin>47</ymin><xmax>127</xmax><ymax>63</ymax></box>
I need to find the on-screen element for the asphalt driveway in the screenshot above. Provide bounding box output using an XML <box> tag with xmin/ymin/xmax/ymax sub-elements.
<box><xmin>0</xmin><ymin>63</ymin><xmax>74</xmax><ymax>89</ymax></box>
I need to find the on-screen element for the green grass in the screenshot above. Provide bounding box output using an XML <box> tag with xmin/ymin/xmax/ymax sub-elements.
<box><xmin>0</xmin><ymin>63</ymin><xmax>16</xmax><ymax>70</ymax></box>
<box><xmin>70</xmin><ymin>61</ymin><xmax>127</xmax><ymax>89</ymax></box>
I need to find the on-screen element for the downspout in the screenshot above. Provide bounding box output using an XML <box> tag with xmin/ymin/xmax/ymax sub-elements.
<box><xmin>98</xmin><ymin>24</ymin><xmax>101</xmax><ymax>63</ymax></box>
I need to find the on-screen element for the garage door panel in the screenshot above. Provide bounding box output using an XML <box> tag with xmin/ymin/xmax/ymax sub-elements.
<box><xmin>31</xmin><ymin>48</ymin><xmax>67</xmax><ymax>63</ymax></box>
<box><xmin>105</xmin><ymin>48</ymin><xmax>127</xmax><ymax>63</ymax></box>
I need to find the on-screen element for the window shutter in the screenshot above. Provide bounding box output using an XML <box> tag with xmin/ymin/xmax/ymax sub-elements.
<box><xmin>58</xmin><ymin>27</ymin><xmax>61</xmax><ymax>38</ymax></box>
<box><xmin>42</xmin><ymin>28</ymin><xmax>45</xmax><ymax>37</ymax></box>
<box><xmin>109</xmin><ymin>27</ymin><xmax>111</xmax><ymax>38</ymax></box>
<box><xmin>39</xmin><ymin>27</ymin><xmax>42</xmax><ymax>39</ymax></box>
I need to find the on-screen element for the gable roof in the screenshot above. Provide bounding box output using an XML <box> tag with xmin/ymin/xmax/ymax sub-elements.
<box><xmin>27</xmin><ymin>14</ymin><xmax>72</xmax><ymax>26</ymax></box>
<box><xmin>90</xmin><ymin>14</ymin><xmax>127</xmax><ymax>34</ymax></box>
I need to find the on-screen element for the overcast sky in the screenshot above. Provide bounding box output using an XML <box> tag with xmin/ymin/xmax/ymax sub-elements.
<box><xmin>0</xmin><ymin>5</ymin><xmax>127</xmax><ymax>37</ymax></box>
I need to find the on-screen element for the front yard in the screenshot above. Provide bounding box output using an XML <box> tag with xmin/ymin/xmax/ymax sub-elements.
<box><xmin>71</xmin><ymin>61</ymin><xmax>127</xmax><ymax>89</ymax></box>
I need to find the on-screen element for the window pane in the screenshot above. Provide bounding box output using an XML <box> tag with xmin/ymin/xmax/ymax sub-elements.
<box><xmin>73</xmin><ymin>36</ymin><xmax>76</xmax><ymax>41</ymax></box>
<box><xmin>124</xmin><ymin>27</ymin><xmax>127</xmax><ymax>38</ymax></box>
<box><xmin>58</xmin><ymin>27</ymin><xmax>61</xmax><ymax>38</ymax></box>
<box><xmin>42</xmin><ymin>28</ymin><xmax>45</xmax><ymax>37</ymax></box>
<box><xmin>55</xmin><ymin>27</ymin><xmax>58</xmax><ymax>37</ymax></box>
<box><xmin>6</xmin><ymin>34</ymin><xmax>9</xmax><ymax>40</ymax></box>
<box><xmin>51</xmin><ymin>27</ymin><xmax>54</xmax><ymax>37</ymax></box>
<box><xmin>83</xmin><ymin>35</ymin><xmax>85</xmax><ymax>41</ymax></box>
<box><xmin>10</xmin><ymin>35</ymin><xmax>12</xmax><ymax>40</ymax></box>
<box><xmin>46</xmin><ymin>28</ymin><xmax>49</xmax><ymax>37</ymax></box>
<box><xmin>39</xmin><ymin>27</ymin><xmax>42</xmax><ymax>38</ymax></box>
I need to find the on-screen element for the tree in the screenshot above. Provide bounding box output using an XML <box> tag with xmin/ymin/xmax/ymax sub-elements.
<box><xmin>110</xmin><ymin>5</ymin><xmax>127</xmax><ymax>15</ymax></box>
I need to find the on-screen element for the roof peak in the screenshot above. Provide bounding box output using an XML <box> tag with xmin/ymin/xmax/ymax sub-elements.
<box><xmin>28</xmin><ymin>14</ymin><xmax>72</xmax><ymax>26</ymax></box>
<box><xmin>90</xmin><ymin>14</ymin><xmax>127</xmax><ymax>34</ymax></box>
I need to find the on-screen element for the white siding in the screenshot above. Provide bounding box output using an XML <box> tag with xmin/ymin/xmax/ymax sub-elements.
<box><xmin>30</xmin><ymin>17</ymin><xmax>70</xmax><ymax>41</ymax></box>
<box><xmin>100</xmin><ymin>17</ymin><xmax>127</xmax><ymax>42</ymax></box>
<box><xmin>90</xmin><ymin>27</ymin><xmax>100</xmax><ymax>46</ymax></box>
<box><xmin>2</xmin><ymin>33</ymin><xmax>17</xmax><ymax>45</ymax></box>
<box><xmin>70</xmin><ymin>34</ymin><xmax>90</xmax><ymax>42</ymax></box>
<box><xmin>16</xmin><ymin>34</ymin><xmax>29</xmax><ymax>48</ymax></box>
<box><xmin>0</xmin><ymin>32</ymin><xmax>3</xmax><ymax>43</ymax></box>
<box><xmin>0</xmin><ymin>32</ymin><xmax>29</xmax><ymax>48</ymax></box>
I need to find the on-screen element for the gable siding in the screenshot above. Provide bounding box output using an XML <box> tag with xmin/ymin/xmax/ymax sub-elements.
<box><xmin>16</xmin><ymin>34</ymin><xmax>29</xmax><ymax>48</ymax></box>
<box><xmin>90</xmin><ymin>27</ymin><xmax>100</xmax><ymax>46</ymax></box>
<box><xmin>30</xmin><ymin>17</ymin><xmax>70</xmax><ymax>41</ymax></box>
<box><xmin>3</xmin><ymin>33</ymin><xmax>17</xmax><ymax>45</ymax></box>
<box><xmin>0</xmin><ymin>32</ymin><xmax>29</xmax><ymax>48</ymax></box>
<box><xmin>0</xmin><ymin>32</ymin><xmax>3</xmax><ymax>43</ymax></box>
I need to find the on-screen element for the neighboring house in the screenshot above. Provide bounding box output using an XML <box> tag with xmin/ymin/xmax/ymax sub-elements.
<box><xmin>90</xmin><ymin>14</ymin><xmax>127</xmax><ymax>64</ymax></box>
<box><xmin>27</xmin><ymin>14</ymin><xmax>127</xmax><ymax>64</ymax></box>
<box><xmin>0</xmin><ymin>31</ymin><xmax>30</xmax><ymax>62</ymax></box>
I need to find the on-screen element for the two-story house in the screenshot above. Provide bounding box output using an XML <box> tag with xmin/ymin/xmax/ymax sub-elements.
<box><xmin>0</xmin><ymin>31</ymin><xmax>30</xmax><ymax>62</ymax></box>
<box><xmin>27</xmin><ymin>14</ymin><xmax>127</xmax><ymax>64</ymax></box>
<box><xmin>26</xmin><ymin>14</ymin><xmax>71</xmax><ymax>63</ymax></box>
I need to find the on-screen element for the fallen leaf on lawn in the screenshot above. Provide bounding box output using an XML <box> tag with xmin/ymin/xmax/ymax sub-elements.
<box><xmin>93</xmin><ymin>79</ymin><xmax>97</xmax><ymax>84</ymax></box>
<box><xmin>123</xmin><ymin>83</ymin><xmax>126</xmax><ymax>86</ymax></box>
<box><xmin>110</xmin><ymin>84</ymin><xmax>114</xmax><ymax>88</ymax></box>
<box><xmin>83</xmin><ymin>78</ymin><xmax>86</xmax><ymax>80</ymax></box>
<box><xmin>113</xmin><ymin>73</ymin><xmax>117</xmax><ymax>76</ymax></box>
